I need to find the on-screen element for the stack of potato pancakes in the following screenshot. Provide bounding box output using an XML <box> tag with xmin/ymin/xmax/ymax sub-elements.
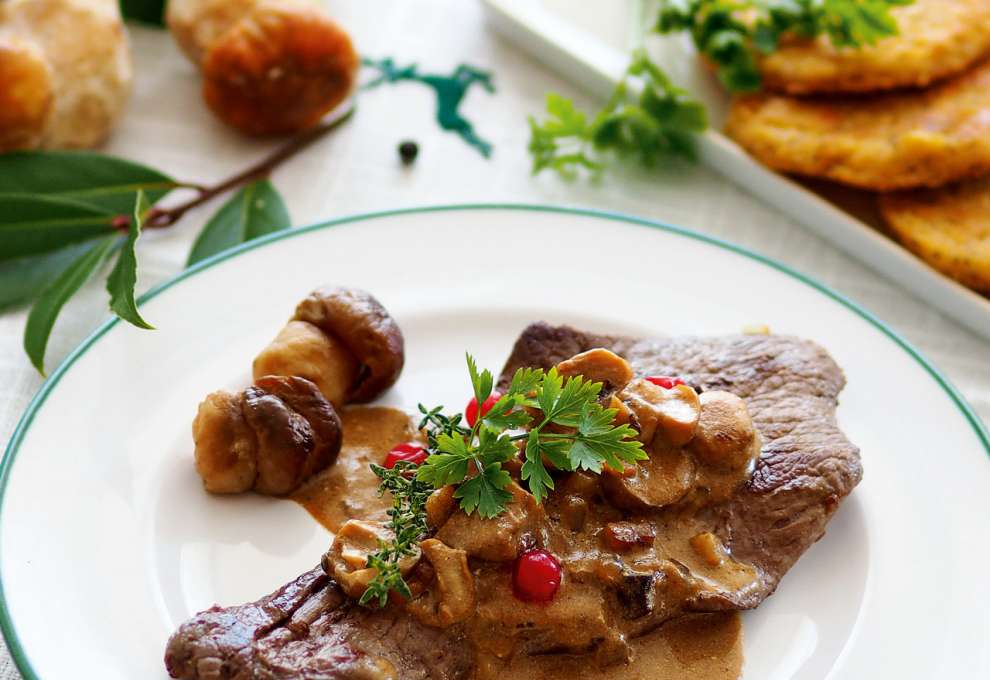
<box><xmin>725</xmin><ymin>0</ymin><xmax>990</xmax><ymax>295</ymax></box>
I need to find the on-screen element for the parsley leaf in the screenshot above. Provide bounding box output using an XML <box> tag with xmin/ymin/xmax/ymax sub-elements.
<box><xmin>656</xmin><ymin>0</ymin><xmax>912</xmax><ymax>92</ymax></box>
<box><xmin>455</xmin><ymin>463</ymin><xmax>514</xmax><ymax>518</ymax></box>
<box><xmin>528</xmin><ymin>49</ymin><xmax>707</xmax><ymax>179</ymax></box>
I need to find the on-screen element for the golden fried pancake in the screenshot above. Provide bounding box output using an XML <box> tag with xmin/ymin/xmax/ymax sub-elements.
<box><xmin>760</xmin><ymin>0</ymin><xmax>990</xmax><ymax>94</ymax></box>
<box><xmin>725</xmin><ymin>59</ymin><xmax>990</xmax><ymax>191</ymax></box>
<box><xmin>879</xmin><ymin>177</ymin><xmax>990</xmax><ymax>293</ymax></box>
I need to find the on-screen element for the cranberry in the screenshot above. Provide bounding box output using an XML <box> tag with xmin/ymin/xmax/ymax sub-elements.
<box><xmin>645</xmin><ymin>376</ymin><xmax>685</xmax><ymax>389</ymax></box>
<box><xmin>465</xmin><ymin>391</ymin><xmax>503</xmax><ymax>427</ymax></box>
<box><xmin>383</xmin><ymin>442</ymin><xmax>428</xmax><ymax>469</ymax></box>
<box><xmin>513</xmin><ymin>549</ymin><xmax>562</xmax><ymax>603</ymax></box>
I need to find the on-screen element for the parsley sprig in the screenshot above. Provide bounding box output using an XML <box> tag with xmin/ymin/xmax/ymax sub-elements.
<box><xmin>415</xmin><ymin>354</ymin><xmax>646</xmax><ymax>515</ymax></box>
<box><xmin>360</xmin><ymin>353</ymin><xmax>645</xmax><ymax>606</ymax></box>
<box><xmin>359</xmin><ymin>461</ymin><xmax>432</xmax><ymax>607</ymax></box>
<box><xmin>528</xmin><ymin>49</ymin><xmax>707</xmax><ymax>179</ymax></box>
<box><xmin>657</xmin><ymin>0</ymin><xmax>912</xmax><ymax>92</ymax></box>
<box><xmin>528</xmin><ymin>0</ymin><xmax>912</xmax><ymax>177</ymax></box>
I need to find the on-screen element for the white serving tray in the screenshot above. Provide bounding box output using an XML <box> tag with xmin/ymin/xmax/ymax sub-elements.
<box><xmin>481</xmin><ymin>0</ymin><xmax>990</xmax><ymax>341</ymax></box>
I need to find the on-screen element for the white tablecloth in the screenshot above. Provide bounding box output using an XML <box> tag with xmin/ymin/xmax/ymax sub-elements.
<box><xmin>1</xmin><ymin>1</ymin><xmax>988</xmax><ymax>676</ymax></box>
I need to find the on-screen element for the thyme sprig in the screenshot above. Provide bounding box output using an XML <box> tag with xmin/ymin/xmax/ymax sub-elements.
<box><xmin>359</xmin><ymin>461</ymin><xmax>433</xmax><ymax>608</ymax></box>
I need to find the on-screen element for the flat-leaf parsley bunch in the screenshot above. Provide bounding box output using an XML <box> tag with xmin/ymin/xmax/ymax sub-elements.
<box><xmin>415</xmin><ymin>355</ymin><xmax>646</xmax><ymax>516</ymax></box>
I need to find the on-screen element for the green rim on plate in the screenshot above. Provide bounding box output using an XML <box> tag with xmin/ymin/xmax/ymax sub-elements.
<box><xmin>1</xmin><ymin>203</ymin><xmax>987</xmax><ymax>679</ymax></box>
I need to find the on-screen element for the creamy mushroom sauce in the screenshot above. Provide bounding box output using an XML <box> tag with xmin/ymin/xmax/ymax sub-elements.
<box><xmin>292</xmin><ymin>406</ymin><xmax>745</xmax><ymax>680</ymax></box>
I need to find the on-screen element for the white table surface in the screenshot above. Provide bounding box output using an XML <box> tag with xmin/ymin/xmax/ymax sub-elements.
<box><xmin>0</xmin><ymin>1</ymin><xmax>988</xmax><ymax>677</ymax></box>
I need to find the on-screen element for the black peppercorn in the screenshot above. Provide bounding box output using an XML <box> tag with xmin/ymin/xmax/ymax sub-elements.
<box><xmin>398</xmin><ymin>140</ymin><xmax>419</xmax><ymax>165</ymax></box>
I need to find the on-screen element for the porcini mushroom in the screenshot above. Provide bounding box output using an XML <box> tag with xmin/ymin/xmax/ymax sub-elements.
<box><xmin>192</xmin><ymin>375</ymin><xmax>342</xmax><ymax>496</ymax></box>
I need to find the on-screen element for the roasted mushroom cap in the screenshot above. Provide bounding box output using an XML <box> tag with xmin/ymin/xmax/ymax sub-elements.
<box><xmin>201</xmin><ymin>0</ymin><xmax>359</xmax><ymax>136</ymax></box>
<box><xmin>294</xmin><ymin>286</ymin><xmax>405</xmax><ymax>403</ymax></box>
<box><xmin>242</xmin><ymin>375</ymin><xmax>342</xmax><ymax>495</ymax></box>
<box><xmin>254</xmin><ymin>375</ymin><xmax>343</xmax><ymax>479</ymax></box>
<box><xmin>192</xmin><ymin>390</ymin><xmax>258</xmax><ymax>493</ymax></box>
<box><xmin>165</xmin><ymin>0</ymin><xmax>258</xmax><ymax>65</ymax></box>
<box><xmin>690</xmin><ymin>390</ymin><xmax>760</xmax><ymax>472</ymax></box>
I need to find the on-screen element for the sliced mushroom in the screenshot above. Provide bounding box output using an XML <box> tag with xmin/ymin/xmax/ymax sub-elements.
<box><xmin>556</xmin><ymin>348</ymin><xmax>633</xmax><ymax>391</ymax></box>
<box><xmin>689</xmin><ymin>391</ymin><xmax>760</xmax><ymax>472</ymax></box>
<box><xmin>602</xmin><ymin>445</ymin><xmax>696</xmax><ymax>511</ymax></box>
<box><xmin>252</xmin><ymin>320</ymin><xmax>358</xmax><ymax>408</ymax></box>
<box><xmin>425</xmin><ymin>486</ymin><xmax>456</xmax><ymax>530</ymax></box>
<box><xmin>192</xmin><ymin>390</ymin><xmax>258</xmax><ymax>493</ymax></box>
<box><xmin>435</xmin><ymin>482</ymin><xmax>544</xmax><ymax>561</ymax></box>
<box><xmin>602</xmin><ymin>521</ymin><xmax>656</xmax><ymax>552</ymax></box>
<box><xmin>326</xmin><ymin>519</ymin><xmax>420</xmax><ymax>600</ymax></box>
<box><xmin>294</xmin><ymin>286</ymin><xmax>404</xmax><ymax>403</ymax></box>
<box><xmin>406</xmin><ymin>539</ymin><xmax>475</xmax><ymax>627</ymax></box>
<box><xmin>619</xmin><ymin>379</ymin><xmax>701</xmax><ymax>447</ymax></box>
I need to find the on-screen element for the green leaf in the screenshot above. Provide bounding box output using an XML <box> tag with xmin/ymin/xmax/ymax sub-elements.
<box><xmin>416</xmin><ymin>453</ymin><xmax>469</xmax><ymax>488</ymax></box>
<box><xmin>522</xmin><ymin>431</ymin><xmax>555</xmax><ymax>504</ymax></box>
<box><xmin>0</xmin><ymin>240</ymin><xmax>104</xmax><ymax>312</ymax></box>
<box><xmin>106</xmin><ymin>191</ymin><xmax>154</xmax><ymax>330</ymax></box>
<box><xmin>476</xmin><ymin>429</ymin><xmax>520</xmax><ymax>465</ymax></box>
<box><xmin>454</xmin><ymin>463</ymin><xmax>513</xmax><ymax>518</ymax></box>
<box><xmin>186</xmin><ymin>179</ymin><xmax>290</xmax><ymax>266</ymax></box>
<box><xmin>23</xmin><ymin>236</ymin><xmax>119</xmax><ymax>373</ymax></box>
<box><xmin>0</xmin><ymin>151</ymin><xmax>174</xmax><ymax>213</ymax></box>
<box><xmin>0</xmin><ymin>194</ymin><xmax>115</xmax><ymax>262</ymax></box>
<box><xmin>118</xmin><ymin>0</ymin><xmax>166</xmax><ymax>26</ymax></box>
<box><xmin>465</xmin><ymin>353</ymin><xmax>494</xmax><ymax>410</ymax></box>
<box><xmin>568</xmin><ymin>403</ymin><xmax>646</xmax><ymax>472</ymax></box>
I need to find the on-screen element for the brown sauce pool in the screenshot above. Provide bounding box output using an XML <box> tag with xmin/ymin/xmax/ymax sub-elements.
<box><xmin>291</xmin><ymin>406</ymin><xmax>743</xmax><ymax>680</ymax></box>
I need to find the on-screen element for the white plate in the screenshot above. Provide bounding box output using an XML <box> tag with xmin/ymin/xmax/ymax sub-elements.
<box><xmin>481</xmin><ymin>0</ymin><xmax>990</xmax><ymax>342</ymax></box>
<box><xmin>1</xmin><ymin>205</ymin><xmax>988</xmax><ymax>679</ymax></box>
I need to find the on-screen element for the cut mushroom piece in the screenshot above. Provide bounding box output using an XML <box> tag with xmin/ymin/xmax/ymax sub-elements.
<box><xmin>436</xmin><ymin>482</ymin><xmax>544</xmax><ymax>561</ymax></box>
<box><xmin>602</xmin><ymin>445</ymin><xmax>697</xmax><ymax>511</ymax></box>
<box><xmin>192</xmin><ymin>390</ymin><xmax>258</xmax><ymax>493</ymax></box>
<box><xmin>326</xmin><ymin>519</ymin><xmax>420</xmax><ymax>600</ymax></box>
<box><xmin>619</xmin><ymin>379</ymin><xmax>701</xmax><ymax>447</ymax></box>
<box><xmin>253</xmin><ymin>320</ymin><xmax>358</xmax><ymax>408</ymax></box>
<box><xmin>690</xmin><ymin>391</ymin><xmax>761</xmax><ymax>472</ymax></box>
<box><xmin>293</xmin><ymin>287</ymin><xmax>405</xmax><ymax>403</ymax></box>
<box><xmin>406</xmin><ymin>539</ymin><xmax>475</xmax><ymax>627</ymax></box>
<box><xmin>556</xmin><ymin>348</ymin><xmax>633</xmax><ymax>391</ymax></box>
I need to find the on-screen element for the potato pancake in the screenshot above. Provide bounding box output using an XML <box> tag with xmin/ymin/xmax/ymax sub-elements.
<box><xmin>759</xmin><ymin>0</ymin><xmax>990</xmax><ymax>94</ymax></box>
<box><xmin>880</xmin><ymin>177</ymin><xmax>990</xmax><ymax>293</ymax></box>
<box><xmin>725</xmin><ymin>59</ymin><xmax>990</xmax><ymax>191</ymax></box>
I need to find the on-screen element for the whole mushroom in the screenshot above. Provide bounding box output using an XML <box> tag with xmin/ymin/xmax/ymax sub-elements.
<box><xmin>192</xmin><ymin>375</ymin><xmax>342</xmax><ymax>495</ymax></box>
<box><xmin>167</xmin><ymin>0</ymin><xmax>359</xmax><ymax>136</ymax></box>
<box><xmin>253</xmin><ymin>286</ymin><xmax>405</xmax><ymax>408</ymax></box>
<box><xmin>0</xmin><ymin>0</ymin><xmax>132</xmax><ymax>151</ymax></box>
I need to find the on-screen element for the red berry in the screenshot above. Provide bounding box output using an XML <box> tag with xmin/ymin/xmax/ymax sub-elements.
<box><xmin>513</xmin><ymin>549</ymin><xmax>562</xmax><ymax>604</ymax></box>
<box><xmin>383</xmin><ymin>442</ymin><xmax>428</xmax><ymax>469</ymax></box>
<box><xmin>645</xmin><ymin>376</ymin><xmax>685</xmax><ymax>389</ymax></box>
<box><xmin>465</xmin><ymin>391</ymin><xmax>502</xmax><ymax>427</ymax></box>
